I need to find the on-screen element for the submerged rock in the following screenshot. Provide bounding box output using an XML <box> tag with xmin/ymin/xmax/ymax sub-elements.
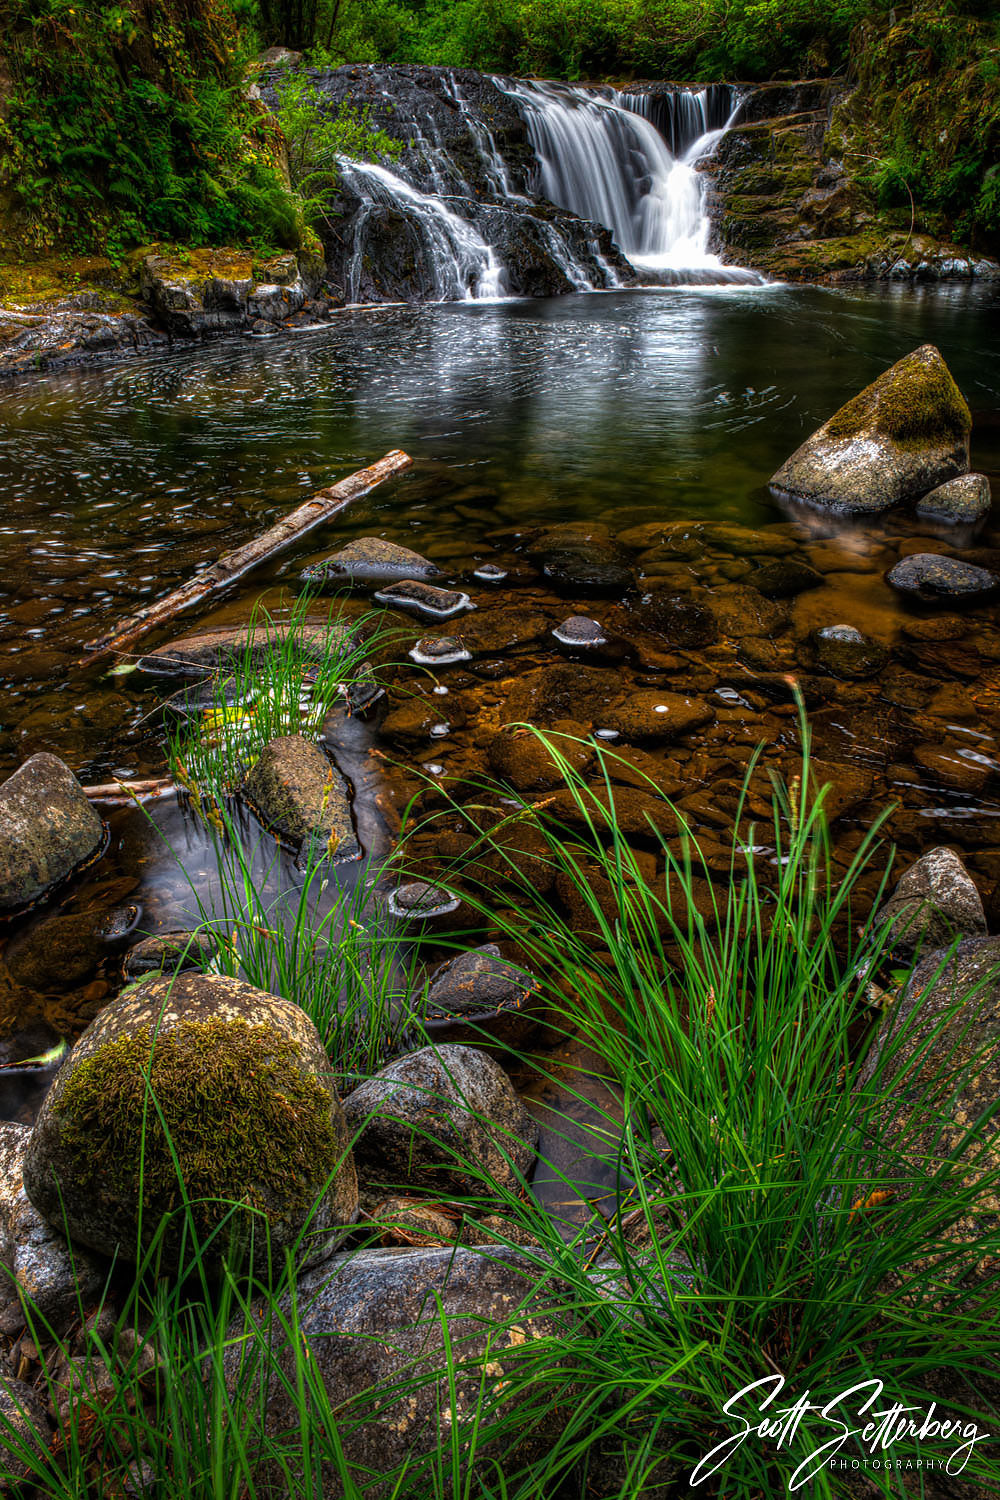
<box><xmin>301</xmin><ymin>537</ymin><xmax>442</xmax><ymax>589</ymax></box>
<box><xmin>813</xmin><ymin>624</ymin><xmax>888</xmax><ymax>679</ymax></box>
<box><xmin>0</xmin><ymin>754</ymin><xmax>104</xmax><ymax>913</ymax></box>
<box><xmin>886</xmin><ymin>554</ymin><xmax>998</xmax><ymax>602</ymax></box>
<box><xmin>770</xmin><ymin>345</ymin><xmax>971</xmax><ymax>514</ymax></box>
<box><xmin>915</xmin><ymin>472</ymin><xmax>992</xmax><ymax>525</ymax></box>
<box><xmin>527</xmin><ymin>526</ymin><xmax>633</xmax><ymax>596</ymax></box>
<box><xmin>341</xmin><ymin>1044</ymin><xmax>538</xmax><ymax>1197</ymax></box>
<box><xmin>750</xmin><ymin>557</ymin><xmax>823</xmax><ymax>598</ymax></box>
<box><xmin>874</xmin><ymin>847</ymin><xmax>986</xmax><ymax>958</ymax></box>
<box><xmin>601</xmin><ymin>692</ymin><xmax>714</xmax><ymax>742</ymax></box>
<box><xmin>23</xmin><ymin>973</ymin><xmax>359</xmax><ymax>1272</ymax></box>
<box><xmin>487</xmin><ymin>719</ymin><xmax>593</xmax><ymax>790</ymax></box>
<box><xmin>243</xmin><ymin>735</ymin><xmax>359</xmax><ymax>860</ymax></box>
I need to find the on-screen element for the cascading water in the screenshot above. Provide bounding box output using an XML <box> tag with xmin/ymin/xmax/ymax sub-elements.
<box><xmin>501</xmin><ymin>79</ymin><xmax>759</xmax><ymax>284</ymax></box>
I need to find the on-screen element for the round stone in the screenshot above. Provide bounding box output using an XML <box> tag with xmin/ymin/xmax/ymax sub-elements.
<box><xmin>915</xmin><ymin>472</ymin><xmax>991</xmax><ymax>525</ymax></box>
<box><xmin>473</xmin><ymin>563</ymin><xmax>508</xmax><ymax>583</ymax></box>
<box><xmin>887</xmin><ymin>554</ymin><xmax>998</xmax><ymax>602</ymax></box>
<box><xmin>409</xmin><ymin>636</ymin><xmax>471</xmax><ymax>666</ymax></box>
<box><xmin>386</xmin><ymin>883</ymin><xmax>460</xmax><ymax>922</ymax></box>
<box><xmin>552</xmin><ymin>616</ymin><xmax>607</xmax><ymax>648</ymax></box>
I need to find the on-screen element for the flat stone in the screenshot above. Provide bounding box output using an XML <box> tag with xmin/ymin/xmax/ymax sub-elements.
<box><xmin>243</xmin><ymin>735</ymin><xmax>359</xmax><ymax>859</ymax></box>
<box><xmin>341</xmin><ymin>1044</ymin><xmax>538</xmax><ymax>1197</ymax></box>
<box><xmin>915</xmin><ymin>472</ymin><xmax>991</xmax><ymax>525</ymax></box>
<box><xmin>374</xmin><ymin>580</ymin><xmax>473</xmax><ymax>620</ymax></box>
<box><xmin>527</xmin><ymin>525</ymin><xmax>633</xmax><ymax>595</ymax></box>
<box><xmin>875</xmin><ymin>847</ymin><xmax>986</xmax><ymax>958</ymax></box>
<box><xmin>887</xmin><ymin>554</ymin><xmax>998</xmax><ymax>602</ymax></box>
<box><xmin>138</xmin><ymin>621</ymin><xmax>356</xmax><ymax>678</ymax></box>
<box><xmin>750</xmin><ymin>558</ymin><xmax>823</xmax><ymax>598</ymax></box>
<box><xmin>0</xmin><ymin>754</ymin><xmax>104</xmax><ymax>913</ymax></box>
<box><xmin>301</xmin><ymin>537</ymin><xmax>442</xmax><ymax>588</ymax></box>
<box><xmin>385</xmin><ymin>883</ymin><xmax>460</xmax><ymax>922</ymax></box>
<box><xmin>771</xmin><ymin>344</ymin><xmax>971</xmax><ymax>514</ymax></box>
<box><xmin>408</xmin><ymin>635</ymin><xmax>471</xmax><ymax>666</ymax></box>
<box><xmin>600</xmin><ymin>691</ymin><xmax>715</xmax><ymax>742</ymax></box>
<box><xmin>457</xmin><ymin>609</ymin><xmax>547</xmax><ymax>654</ymax></box>
<box><xmin>123</xmin><ymin>930</ymin><xmax>219</xmax><ymax>979</ymax></box>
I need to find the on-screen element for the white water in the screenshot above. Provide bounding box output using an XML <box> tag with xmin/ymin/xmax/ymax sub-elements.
<box><xmin>502</xmin><ymin>80</ymin><xmax>758</xmax><ymax>284</ymax></box>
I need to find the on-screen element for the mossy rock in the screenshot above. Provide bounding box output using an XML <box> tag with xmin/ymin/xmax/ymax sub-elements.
<box><xmin>771</xmin><ymin>345</ymin><xmax>971</xmax><ymax>515</ymax></box>
<box><xmin>23</xmin><ymin>973</ymin><xmax>358</xmax><ymax>1273</ymax></box>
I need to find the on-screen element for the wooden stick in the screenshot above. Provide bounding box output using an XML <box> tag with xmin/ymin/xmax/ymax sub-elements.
<box><xmin>78</xmin><ymin>448</ymin><xmax>413</xmax><ymax>666</ymax></box>
<box><xmin>82</xmin><ymin>777</ymin><xmax>176</xmax><ymax>801</ymax></box>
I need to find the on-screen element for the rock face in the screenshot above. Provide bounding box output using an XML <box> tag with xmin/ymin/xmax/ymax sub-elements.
<box><xmin>875</xmin><ymin>847</ymin><xmax>986</xmax><ymax>958</ymax></box>
<box><xmin>770</xmin><ymin>345</ymin><xmax>971</xmax><ymax>514</ymax></box>
<box><xmin>0</xmin><ymin>1122</ymin><xmax>107</xmax><ymax>1338</ymax></box>
<box><xmin>225</xmin><ymin>1244</ymin><xmax>571</xmax><ymax>1495</ymax></box>
<box><xmin>23</xmin><ymin>973</ymin><xmax>359</xmax><ymax>1272</ymax></box>
<box><xmin>915</xmin><ymin>472</ymin><xmax>992</xmax><ymax>525</ymax></box>
<box><xmin>341</xmin><ymin>1045</ymin><xmax>538</xmax><ymax>1197</ymax></box>
<box><xmin>887</xmin><ymin>554</ymin><xmax>997</xmax><ymax>602</ymax></box>
<box><xmin>243</xmin><ymin>735</ymin><xmax>359</xmax><ymax>859</ymax></box>
<box><xmin>0</xmin><ymin>754</ymin><xmax>104</xmax><ymax>913</ymax></box>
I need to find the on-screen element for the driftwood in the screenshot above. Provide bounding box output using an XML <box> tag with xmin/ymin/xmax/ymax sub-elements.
<box><xmin>79</xmin><ymin>448</ymin><xmax>413</xmax><ymax>665</ymax></box>
<box><xmin>82</xmin><ymin>777</ymin><xmax>176</xmax><ymax>803</ymax></box>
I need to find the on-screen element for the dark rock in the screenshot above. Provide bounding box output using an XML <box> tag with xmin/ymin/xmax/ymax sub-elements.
<box><xmin>457</xmin><ymin>609</ymin><xmax>547</xmax><ymax>654</ymax></box>
<box><xmin>750</xmin><ymin>558</ymin><xmax>823</xmax><ymax>598</ymax></box>
<box><xmin>137</xmin><ymin>621</ymin><xmax>356</xmax><ymax>678</ymax></box>
<box><xmin>409</xmin><ymin>636</ymin><xmax>472</xmax><ymax>666</ymax></box>
<box><xmin>704</xmin><ymin>586</ymin><xmax>790</xmax><ymax>637</ymax></box>
<box><xmin>813</xmin><ymin>624</ymin><xmax>888</xmax><ymax>679</ymax></box>
<box><xmin>809</xmin><ymin>758</ymin><xmax>876</xmax><ymax>821</ymax></box>
<box><xmin>0</xmin><ymin>754</ymin><xmax>104</xmax><ymax>913</ymax></box>
<box><xmin>341</xmin><ymin>1044</ymin><xmax>537</xmax><ymax>1197</ymax></box>
<box><xmin>123</xmin><ymin>930</ymin><xmax>219</xmax><ymax>979</ymax></box>
<box><xmin>0</xmin><ymin>1374</ymin><xmax>53</xmax><ymax>1480</ymax></box>
<box><xmin>301</xmin><ymin>537</ymin><xmax>442</xmax><ymax>589</ymax></box>
<box><xmin>552</xmin><ymin>615</ymin><xmax>607</xmax><ymax>648</ymax></box>
<box><xmin>380</xmin><ymin>697</ymin><xmax>466</xmax><ymax>746</ymax></box>
<box><xmin>243</xmin><ymin>735</ymin><xmax>359</xmax><ymax>860</ymax></box>
<box><xmin>527</xmin><ymin>526</ymin><xmax>633</xmax><ymax>596</ymax></box>
<box><xmin>875</xmin><ymin>847</ymin><xmax>986</xmax><ymax>959</ymax></box>
<box><xmin>7</xmin><ymin>912</ymin><xmax>107</xmax><ymax>991</ymax></box>
<box><xmin>600</xmin><ymin>691</ymin><xmax>714</xmax><ymax>742</ymax></box>
<box><xmin>385</xmin><ymin>883</ymin><xmax>461</xmax><ymax>924</ymax></box>
<box><xmin>487</xmin><ymin>720</ymin><xmax>594</xmax><ymax>790</ymax></box>
<box><xmin>915</xmin><ymin>473</ymin><xmax>992</xmax><ymax>525</ymax></box>
<box><xmin>635</xmin><ymin>591</ymin><xmax>718</xmax><ymax>648</ymax></box>
<box><xmin>424</xmin><ymin>945</ymin><xmax>538</xmax><ymax>1016</ymax></box>
<box><xmin>374</xmin><ymin>580</ymin><xmax>474</xmax><ymax>620</ymax></box>
<box><xmin>887</xmin><ymin>554</ymin><xmax>998</xmax><ymax>603</ymax></box>
<box><xmin>0</xmin><ymin>1122</ymin><xmax>107</xmax><ymax>1338</ymax></box>
<box><xmin>771</xmin><ymin>345</ymin><xmax>971</xmax><ymax>514</ymax></box>
<box><xmin>224</xmin><ymin>1243</ymin><xmax>571</xmax><ymax>1494</ymax></box>
<box><xmin>23</xmin><ymin>972</ymin><xmax>359</xmax><ymax>1272</ymax></box>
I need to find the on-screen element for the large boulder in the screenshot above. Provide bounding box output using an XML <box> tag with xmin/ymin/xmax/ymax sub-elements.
<box><xmin>0</xmin><ymin>1122</ymin><xmax>107</xmax><ymax>1338</ymax></box>
<box><xmin>243</xmin><ymin>735</ymin><xmax>359</xmax><ymax>859</ymax></box>
<box><xmin>874</xmin><ymin>847</ymin><xmax>987</xmax><ymax>959</ymax></box>
<box><xmin>23</xmin><ymin>974</ymin><xmax>358</xmax><ymax>1273</ymax></box>
<box><xmin>770</xmin><ymin>345</ymin><xmax>971</xmax><ymax>514</ymax></box>
<box><xmin>341</xmin><ymin>1045</ymin><xmax>538</xmax><ymax>1198</ymax></box>
<box><xmin>223</xmin><ymin>1243</ymin><xmax>572</xmax><ymax>1496</ymax></box>
<box><xmin>0</xmin><ymin>754</ymin><xmax>104</xmax><ymax>913</ymax></box>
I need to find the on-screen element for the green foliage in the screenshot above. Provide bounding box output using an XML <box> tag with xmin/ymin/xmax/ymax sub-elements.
<box><xmin>269</xmin><ymin>71</ymin><xmax>402</xmax><ymax>225</ymax></box>
<box><xmin>0</xmin><ymin>0</ymin><xmax>299</xmax><ymax>255</ymax></box>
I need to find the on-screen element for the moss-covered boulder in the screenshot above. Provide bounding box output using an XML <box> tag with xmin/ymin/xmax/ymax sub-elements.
<box><xmin>0</xmin><ymin>754</ymin><xmax>104</xmax><ymax>913</ymax></box>
<box><xmin>770</xmin><ymin>345</ymin><xmax>971</xmax><ymax>515</ymax></box>
<box><xmin>23</xmin><ymin>973</ymin><xmax>358</xmax><ymax>1273</ymax></box>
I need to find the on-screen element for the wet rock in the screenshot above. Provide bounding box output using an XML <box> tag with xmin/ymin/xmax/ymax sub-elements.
<box><xmin>302</xmin><ymin>537</ymin><xmax>442</xmax><ymax>590</ymax></box>
<box><xmin>472</xmin><ymin>562</ymin><xmax>508</xmax><ymax>583</ymax></box>
<box><xmin>809</xmin><ymin>758</ymin><xmax>876</xmax><ymax>821</ymax></box>
<box><xmin>887</xmin><ymin>554</ymin><xmax>998</xmax><ymax>603</ymax></box>
<box><xmin>501</xmin><ymin>664</ymin><xmax>619</xmax><ymax>728</ymax></box>
<box><xmin>23</xmin><ymin>972</ymin><xmax>359</xmax><ymax>1272</ymax></box>
<box><xmin>540</xmin><ymin>785</ymin><xmax>675</xmax><ymax>839</ymax></box>
<box><xmin>913</xmin><ymin>743</ymin><xmax>989</xmax><ymax>794</ymax></box>
<box><xmin>0</xmin><ymin>753</ymin><xmax>104</xmax><ymax>913</ymax></box>
<box><xmin>380</xmin><ymin>697</ymin><xmax>466</xmax><ymax>746</ymax></box>
<box><xmin>487</xmin><ymin>720</ymin><xmax>593</xmax><ymax>790</ymax></box>
<box><xmin>0</xmin><ymin>1121</ymin><xmax>106</xmax><ymax>1338</ymax></box>
<box><xmin>341</xmin><ymin>1044</ymin><xmax>537</xmax><ymax>1197</ymax></box>
<box><xmin>123</xmin><ymin>930</ymin><xmax>219</xmax><ymax>979</ymax></box>
<box><xmin>457</xmin><ymin>609</ymin><xmax>547</xmax><ymax>655</ymax></box>
<box><xmin>600</xmin><ymin>692</ymin><xmax>714</xmax><ymax>743</ymax></box>
<box><xmin>527</xmin><ymin>526</ymin><xmax>633</xmax><ymax>595</ymax></box>
<box><xmin>813</xmin><ymin>624</ymin><xmax>888</xmax><ymax>679</ymax></box>
<box><xmin>770</xmin><ymin>345</ymin><xmax>971</xmax><ymax>514</ymax></box>
<box><xmin>0</xmin><ymin>1373</ymin><xmax>52</xmax><ymax>1481</ymax></box>
<box><xmin>552</xmin><ymin>615</ymin><xmax>607</xmax><ymax>649</ymax></box>
<box><xmin>409</xmin><ymin>635</ymin><xmax>471</xmax><ymax>666</ymax></box>
<box><xmin>750</xmin><ymin>558</ymin><xmax>823</xmax><ymax>598</ymax></box>
<box><xmin>224</xmin><ymin>1243</ymin><xmax>568</xmax><ymax>1494</ymax></box>
<box><xmin>424</xmin><ymin>945</ymin><xmax>538</xmax><ymax>1017</ymax></box>
<box><xmin>875</xmin><ymin>847</ymin><xmax>986</xmax><ymax>958</ymax></box>
<box><xmin>635</xmin><ymin>591</ymin><xmax>718</xmax><ymax>647</ymax></box>
<box><xmin>138</xmin><ymin>621</ymin><xmax>356</xmax><ymax>678</ymax></box>
<box><xmin>6</xmin><ymin>912</ymin><xmax>108</xmax><ymax>991</ymax></box>
<box><xmin>374</xmin><ymin>580</ymin><xmax>474</xmax><ymax>620</ymax></box>
<box><xmin>386</xmin><ymin>883</ymin><xmax>460</xmax><ymax>925</ymax></box>
<box><xmin>915</xmin><ymin>472</ymin><xmax>992</xmax><ymax>525</ymax></box>
<box><xmin>705</xmin><ymin>586</ymin><xmax>790</xmax><ymax>638</ymax></box>
<box><xmin>243</xmin><ymin>735</ymin><xmax>359</xmax><ymax>860</ymax></box>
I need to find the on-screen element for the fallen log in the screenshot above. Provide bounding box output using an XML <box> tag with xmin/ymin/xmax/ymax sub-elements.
<box><xmin>82</xmin><ymin>777</ymin><xmax>176</xmax><ymax>802</ymax></box>
<box><xmin>78</xmin><ymin>448</ymin><xmax>413</xmax><ymax>666</ymax></box>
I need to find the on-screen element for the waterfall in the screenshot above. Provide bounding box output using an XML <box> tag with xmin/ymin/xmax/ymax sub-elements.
<box><xmin>501</xmin><ymin>79</ymin><xmax>758</xmax><ymax>284</ymax></box>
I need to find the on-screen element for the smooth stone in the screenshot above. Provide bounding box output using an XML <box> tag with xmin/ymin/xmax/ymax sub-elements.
<box><xmin>0</xmin><ymin>1121</ymin><xmax>107</xmax><ymax>1338</ymax></box>
<box><xmin>874</xmin><ymin>847</ymin><xmax>986</xmax><ymax>958</ymax></box>
<box><xmin>341</xmin><ymin>1044</ymin><xmax>538</xmax><ymax>1197</ymax></box>
<box><xmin>472</xmin><ymin>563</ymin><xmax>508</xmax><ymax>583</ymax></box>
<box><xmin>487</xmin><ymin>719</ymin><xmax>594</xmax><ymax>791</ymax></box>
<box><xmin>552</xmin><ymin>615</ymin><xmax>607</xmax><ymax>647</ymax></box>
<box><xmin>23</xmin><ymin>973</ymin><xmax>359</xmax><ymax>1272</ymax></box>
<box><xmin>600</xmin><ymin>692</ymin><xmax>715</xmax><ymax>743</ymax></box>
<box><xmin>915</xmin><ymin>472</ymin><xmax>991</xmax><ymax>525</ymax></box>
<box><xmin>814</xmin><ymin>624</ymin><xmax>889</xmax><ymax>679</ymax></box>
<box><xmin>635</xmin><ymin>591</ymin><xmax>718</xmax><ymax>648</ymax></box>
<box><xmin>0</xmin><ymin>754</ymin><xmax>104</xmax><ymax>913</ymax></box>
<box><xmin>385</xmin><ymin>883</ymin><xmax>460</xmax><ymax>923</ymax></box>
<box><xmin>887</xmin><ymin>554</ymin><xmax>998</xmax><ymax>602</ymax></box>
<box><xmin>408</xmin><ymin>635</ymin><xmax>471</xmax><ymax>666</ymax></box>
<box><xmin>423</xmin><ymin>945</ymin><xmax>539</xmax><ymax>1017</ymax></box>
<box><xmin>137</xmin><ymin>621</ymin><xmax>356</xmax><ymax>678</ymax></box>
<box><xmin>457</xmin><ymin>608</ymin><xmax>548</xmax><ymax>655</ymax></box>
<box><xmin>122</xmin><ymin>929</ymin><xmax>219</xmax><ymax>979</ymax></box>
<box><xmin>374</xmin><ymin>581</ymin><xmax>474</xmax><ymax>620</ymax></box>
<box><xmin>243</xmin><ymin>735</ymin><xmax>359</xmax><ymax>859</ymax></box>
<box><xmin>750</xmin><ymin>558</ymin><xmax>823</xmax><ymax>598</ymax></box>
<box><xmin>770</xmin><ymin>344</ymin><xmax>971</xmax><ymax>514</ymax></box>
<box><xmin>300</xmin><ymin>537</ymin><xmax>442</xmax><ymax>588</ymax></box>
<box><xmin>527</xmin><ymin>525</ymin><xmax>633</xmax><ymax>595</ymax></box>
